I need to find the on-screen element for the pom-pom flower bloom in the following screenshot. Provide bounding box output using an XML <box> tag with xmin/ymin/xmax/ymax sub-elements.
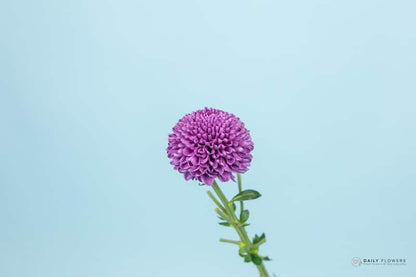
<box><xmin>167</xmin><ymin>107</ymin><xmax>254</xmax><ymax>185</ymax></box>
<box><xmin>167</xmin><ymin>108</ymin><xmax>271</xmax><ymax>276</ymax></box>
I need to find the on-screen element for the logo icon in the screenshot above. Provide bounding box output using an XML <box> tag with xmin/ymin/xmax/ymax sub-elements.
<box><xmin>352</xmin><ymin>257</ymin><xmax>362</xmax><ymax>266</ymax></box>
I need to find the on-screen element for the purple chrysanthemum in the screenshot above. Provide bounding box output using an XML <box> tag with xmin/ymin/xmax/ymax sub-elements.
<box><xmin>167</xmin><ymin>107</ymin><xmax>254</xmax><ymax>185</ymax></box>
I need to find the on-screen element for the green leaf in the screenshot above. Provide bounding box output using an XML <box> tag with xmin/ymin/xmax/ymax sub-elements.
<box><xmin>231</xmin><ymin>202</ymin><xmax>236</xmax><ymax>212</ymax></box>
<box><xmin>253</xmin><ymin>233</ymin><xmax>266</xmax><ymax>244</ymax></box>
<box><xmin>240</xmin><ymin>209</ymin><xmax>249</xmax><ymax>222</ymax></box>
<box><xmin>263</xmin><ymin>256</ymin><xmax>271</xmax><ymax>261</ymax></box>
<box><xmin>217</xmin><ymin>215</ymin><xmax>226</xmax><ymax>221</ymax></box>
<box><xmin>244</xmin><ymin>255</ymin><xmax>252</xmax><ymax>263</ymax></box>
<box><xmin>251</xmin><ymin>254</ymin><xmax>263</xmax><ymax>265</ymax></box>
<box><xmin>219</xmin><ymin>222</ymin><xmax>231</xmax><ymax>227</ymax></box>
<box><xmin>198</xmin><ymin>183</ymin><xmax>205</xmax><ymax>186</ymax></box>
<box><xmin>231</xmin><ymin>189</ymin><xmax>261</xmax><ymax>203</ymax></box>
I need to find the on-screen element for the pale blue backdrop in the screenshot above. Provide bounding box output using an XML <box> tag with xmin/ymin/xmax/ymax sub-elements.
<box><xmin>1</xmin><ymin>1</ymin><xmax>415</xmax><ymax>277</ymax></box>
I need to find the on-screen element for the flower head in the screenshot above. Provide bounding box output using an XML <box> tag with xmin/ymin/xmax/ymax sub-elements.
<box><xmin>167</xmin><ymin>107</ymin><xmax>254</xmax><ymax>185</ymax></box>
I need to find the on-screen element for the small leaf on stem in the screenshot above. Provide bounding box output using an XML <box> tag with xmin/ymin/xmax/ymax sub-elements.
<box><xmin>231</xmin><ymin>202</ymin><xmax>236</xmax><ymax>212</ymax></box>
<box><xmin>231</xmin><ymin>189</ymin><xmax>261</xmax><ymax>203</ymax></box>
<box><xmin>244</xmin><ymin>255</ymin><xmax>252</xmax><ymax>263</ymax></box>
<box><xmin>251</xmin><ymin>254</ymin><xmax>263</xmax><ymax>265</ymax></box>
<box><xmin>253</xmin><ymin>233</ymin><xmax>266</xmax><ymax>244</ymax></box>
<box><xmin>240</xmin><ymin>209</ymin><xmax>250</xmax><ymax>222</ymax></box>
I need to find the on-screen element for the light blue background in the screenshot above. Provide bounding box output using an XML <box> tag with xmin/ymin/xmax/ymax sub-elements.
<box><xmin>1</xmin><ymin>1</ymin><xmax>415</xmax><ymax>277</ymax></box>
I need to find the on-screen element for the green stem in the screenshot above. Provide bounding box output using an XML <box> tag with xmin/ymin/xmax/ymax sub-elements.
<box><xmin>211</xmin><ymin>181</ymin><xmax>270</xmax><ymax>277</ymax></box>
<box><xmin>257</xmin><ymin>263</ymin><xmax>269</xmax><ymax>277</ymax></box>
<box><xmin>214</xmin><ymin>208</ymin><xmax>233</xmax><ymax>224</ymax></box>
<box><xmin>237</xmin><ymin>173</ymin><xmax>244</xmax><ymax>213</ymax></box>
<box><xmin>207</xmin><ymin>191</ymin><xmax>227</xmax><ymax>214</ymax></box>
<box><xmin>219</xmin><ymin>238</ymin><xmax>241</xmax><ymax>245</ymax></box>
